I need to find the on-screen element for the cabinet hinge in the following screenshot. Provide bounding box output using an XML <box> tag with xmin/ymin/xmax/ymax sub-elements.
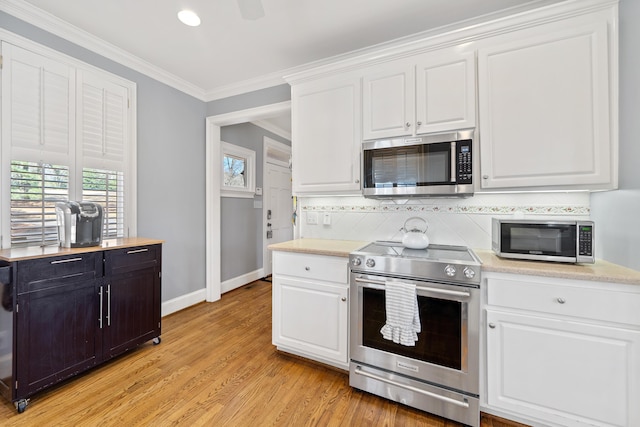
<box><xmin>15</xmin><ymin>304</ymin><xmax>18</xmax><ymax>313</ymax></box>
<box><xmin>159</xmin><ymin>271</ymin><xmax>162</xmax><ymax>279</ymax></box>
<box><xmin>15</xmin><ymin>381</ymin><xmax>18</xmax><ymax>389</ymax></box>
<box><xmin>0</xmin><ymin>55</ymin><xmax>3</xmax><ymax>70</ymax></box>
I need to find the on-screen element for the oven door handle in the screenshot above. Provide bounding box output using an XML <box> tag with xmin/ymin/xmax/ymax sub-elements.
<box><xmin>354</xmin><ymin>277</ymin><xmax>471</xmax><ymax>298</ymax></box>
<box><xmin>353</xmin><ymin>366</ymin><xmax>470</xmax><ymax>408</ymax></box>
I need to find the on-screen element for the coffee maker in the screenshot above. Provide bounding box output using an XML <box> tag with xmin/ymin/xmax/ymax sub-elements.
<box><xmin>55</xmin><ymin>201</ymin><xmax>104</xmax><ymax>248</ymax></box>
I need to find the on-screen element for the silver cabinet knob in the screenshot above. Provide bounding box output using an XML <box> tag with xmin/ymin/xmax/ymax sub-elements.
<box><xmin>305</xmin><ymin>266</ymin><xmax>310</xmax><ymax>271</ymax></box>
<box><xmin>489</xmin><ymin>323</ymin><xmax>496</xmax><ymax>329</ymax></box>
<box><xmin>341</xmin><ymin>297</ymin><xmax>347</xmax><ymax>302</ymax></box>
<box><xmin>355</xmin><ymin>179</ymin><xmax>360</xmax><ymax>184</ymax></box>
<box><xmin>405</xmin><ymin>122</ymin><xmax>411</xmax><ymax>128</ymax></box>
<box><xmin>417</xmin><ymin>121</ymin><xmax>422</xmax><ymax>126</ymax></box>
<box><xmin>557</xmin><ymin>297</ymin><xmax>566</xmax><ymax>304</ymax></box>
<box><xmin>483</xmin><ymin>175</ymin><xmax>489</xmax><ymax>179</ymax></box>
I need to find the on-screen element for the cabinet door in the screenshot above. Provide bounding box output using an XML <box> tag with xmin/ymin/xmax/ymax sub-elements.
<box><xmin>103</xmin><ymin>246</ymin><xmax>161</xmax><ymax>358</ymax></box>
<box><xmin>415</xmin><ymin>50</ymin><xmax>476</xmax><ymax>134</ymax></box>
<box><xmin>272</xmin><ymin>276</ymin><xmax>348</xmax><ymax>367</ymax></box>
<box><xmin>486</xmin><ymin>310</ymin><xmax>640</xmax><ymax>427</ymax></box>
<box><xmin>15</xmin><ymin>279</ymin><xmax>101</xmax><ymax>399</ymax></box>
<box><xmin>362</xmin><ymin>62</ymin><xmax>414</xmax><ymax>140</ymax></box>
<box><xmin>292</xmin><ymin>74</ymin><xmax>361</xmax><ymax>194</ymax></box>
<box><xmin>478</xmin><ymin>17</ymin><xmax>613</xmax><ymax>190</ymax></box>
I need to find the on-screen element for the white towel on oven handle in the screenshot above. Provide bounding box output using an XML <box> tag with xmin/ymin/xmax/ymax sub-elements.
<box><xmin>380</xmin><ymin>281</ymin><xmax>421</xmax><ymax>346</ymax></box>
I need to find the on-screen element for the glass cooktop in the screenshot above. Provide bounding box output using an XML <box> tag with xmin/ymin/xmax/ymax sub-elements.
<box><xmin>357</xmin><ymin>241</ymin><xmax>478</xmax><ymax>263</ymax></box>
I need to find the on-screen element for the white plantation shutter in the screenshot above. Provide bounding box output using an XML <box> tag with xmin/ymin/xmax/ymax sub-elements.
<box><xmin>1</xmin><ymin>41</ymin><xmax>135</xmax><ymax>248</ymax></box>
<box><xmin>77</xmin><ymin>70</ymin><xmax>128</xmax><ymax>170</ymax></box>
<box><xmin>10</xmin><ymin>161</ymin><xmax>69</xmax><ymax>247</ymax></box>
<box><xmin>3</xmin><ymin>42</ymin><xmax>74</xmax><ymax>164</ymax></box>
<box><xmin>82</xmin><ymin>168</ymin><xmax>124</xmax><ymax>238</ymax></box>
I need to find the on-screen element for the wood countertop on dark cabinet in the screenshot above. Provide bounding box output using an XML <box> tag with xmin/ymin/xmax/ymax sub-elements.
<box><xmin>0</xmin><ymin>238</ymin><xmax>163</xmax><ymax>414</ymax></box>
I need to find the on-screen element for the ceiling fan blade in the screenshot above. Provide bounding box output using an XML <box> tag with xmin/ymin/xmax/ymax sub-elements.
<box><xmin>237</xmin><ymin>0</ymin><xmax>265</xmax><ymax>20</ymax></box>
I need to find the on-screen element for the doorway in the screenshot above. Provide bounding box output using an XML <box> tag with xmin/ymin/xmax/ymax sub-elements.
<box><xmin>205</xmin><ymin>101</ymin><xmax>291</xmax><ymax>302</ymax></box>
<box><xmin>262</xmin><ymin>137</ymin><xmax>293</xmax><ymax>277</ymax></box>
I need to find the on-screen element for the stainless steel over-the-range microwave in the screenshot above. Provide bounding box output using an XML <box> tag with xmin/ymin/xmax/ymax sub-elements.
<box><xmin>362</xmin><ymin>129</ymin><xmax>474</xmax><ymax>198</ymax></box>
<box><xmin>492</xmin><ymin>218</ymin><xmax>595</xmax><ymax>264</ymax></box>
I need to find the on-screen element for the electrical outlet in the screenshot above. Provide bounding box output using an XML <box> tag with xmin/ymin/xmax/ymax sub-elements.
<box><xmin>307</xmin><ymin>212</ymin><xmax>318</xmax><ymax>225</ymax></box>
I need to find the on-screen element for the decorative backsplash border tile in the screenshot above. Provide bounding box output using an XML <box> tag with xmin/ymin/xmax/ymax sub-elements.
<box><xmin>301</xmin><ymin>204</ymin><xmax>590</xmax><ymax>215</ymax></box>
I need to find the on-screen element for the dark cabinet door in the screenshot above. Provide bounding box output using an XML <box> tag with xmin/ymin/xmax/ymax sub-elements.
<box><xmin>15</xmin><ymin>278</ymin><xmax>102</xmax><ymax>399</ymax></box>
<box><xmin>103</xmin><ymin>245</ymin><xmax>161</xmax><ymax>358</ymax></box>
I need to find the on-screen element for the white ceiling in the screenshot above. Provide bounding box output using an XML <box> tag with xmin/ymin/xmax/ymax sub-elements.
<box><xmin>5</xmin><ymin>0</ymin><xmax>564</xmax><ymax>136</ymax></box>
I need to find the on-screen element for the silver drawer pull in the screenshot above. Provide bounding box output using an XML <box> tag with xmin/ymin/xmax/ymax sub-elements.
<box><xmin>354</xmin><ymin>366</ymin><xmax>470</xmax><ymax>408</ymax></box>
<box><xmin>51</xmin><ymin>257</ymin><xmax>82</xmax><ymax>265</ymax></box>
<box><xmin>557</xmin><ymin>297</ymin><xmax>566</xmax><ymax>304</ymax></box>
<box><xmin>127</xmin><ymin>248</ymin><xmax>148</xmax><ymax>254</ymax></box>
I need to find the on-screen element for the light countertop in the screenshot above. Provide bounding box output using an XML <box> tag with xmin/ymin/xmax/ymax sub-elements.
<box><xmin>474</xmin><ymin>249</ymin><xmax>640</xmax><ymax>285</ymax></box>
<box><xmin>268</xmin><ymin>238</ymin><xmax>369</xmax><ymax>258</ymax></box>
<box><xmin>0</xmin><ymin>237</ymin><xmax>164</xmax><ymax>262</ymax></box>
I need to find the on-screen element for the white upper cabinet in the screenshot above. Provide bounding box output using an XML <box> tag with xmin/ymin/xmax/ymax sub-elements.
<box><xmin>291</xmin><ymin>73</ymin><xmax>361</xmax><ymax>194</ymax></box>
<box><xmin>477</xmin><ymin>13</ymin><xmax>616</xmax><ymax>191</ymax></box>
<box><xmin>362</xmin><ymin>48</ymin><xmax>476</xmax><ymax>140</ymax></box>
<box><xmin>415</xmin><ymin>51</ymin><xmax>476</xmax><ymax>135</ymax></box>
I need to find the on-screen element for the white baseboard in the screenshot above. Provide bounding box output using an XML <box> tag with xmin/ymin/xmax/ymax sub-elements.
<box><xmin>161</xmin><ymin>269</ymin><xmax>266</xmax><ymax>317</ymax></box>
<box><xmin>221</xmin><ymin>268</ymin><xmax>265</xmax><ymax>294</ymax></box>
<box><xmin>161</xmin><ymin>288</ymin><xmax>206</xmax><ymax>317</ymax></box>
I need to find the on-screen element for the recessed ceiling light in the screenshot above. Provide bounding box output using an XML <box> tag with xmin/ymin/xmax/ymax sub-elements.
<box><xmin>178</xmin><ymin>10</ymin><xmax>201</xmax><ymax>27</ymax></box>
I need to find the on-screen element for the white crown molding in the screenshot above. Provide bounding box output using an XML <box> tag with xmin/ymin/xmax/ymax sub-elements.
<box><xmin>0</xmin><ymin>0</ymin><xmax>208</xmax><ymax>100</ymax></box>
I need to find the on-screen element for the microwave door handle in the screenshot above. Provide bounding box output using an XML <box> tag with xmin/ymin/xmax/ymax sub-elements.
<box><xmin>353</xmin><ymin>277</ymin><xmax>470</xmax><ymax>298</ymax></box>
<box><xmin>450</xmin><ymin>141</ymin><xmax>456</xmax><ymax>183</ymax></box>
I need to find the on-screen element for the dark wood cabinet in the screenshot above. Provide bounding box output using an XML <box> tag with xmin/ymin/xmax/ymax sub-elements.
<box><xmin>0</xmin><ymin>239</ymin><xmax>162</xmax><ymax>413</ymax></box>
<box><xmin>103</xmin><ymin>245</ymin><xmax>162</xmax><ymax>358</ymax></box>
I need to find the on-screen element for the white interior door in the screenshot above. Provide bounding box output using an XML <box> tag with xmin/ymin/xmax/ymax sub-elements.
<box><xmin>263</xmin><ymin>137</ymin><xmax>292</xmax><ymax>276</ymax></box>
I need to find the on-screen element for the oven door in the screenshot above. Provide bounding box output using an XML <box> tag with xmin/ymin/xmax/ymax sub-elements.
<box><xmin>349</xmin><ymin>272</ymin><xmax>479</xmax><ymax>395</ymax></box>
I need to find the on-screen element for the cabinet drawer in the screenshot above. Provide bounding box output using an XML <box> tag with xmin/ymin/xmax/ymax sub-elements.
<box><xmin>104</xmin><ymin>245</ymin><xmax>160</xmax><ymax>275</ymax></box>
<box><xmin>487</xmin><ymin>276</ymin><xmax>640</xmax><ymax>326</ymax></box>
<box><xmin>273</xmin><ymin>252</ymin><xmax>347</xmax><ymax>284</ymax></box>
<box><xmin>16</xmin><ymin>252</ymin><xmax>101</xmax><ymax>294</ymax></box>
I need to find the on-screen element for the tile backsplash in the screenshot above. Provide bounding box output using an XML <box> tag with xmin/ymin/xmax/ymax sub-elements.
<box><xmin>296</xmin><ymin>193</ymin><xmax>590</xmax><ymax>250</ymax></box>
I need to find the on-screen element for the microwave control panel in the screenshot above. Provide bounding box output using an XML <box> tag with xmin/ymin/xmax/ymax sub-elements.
<box><xmin>456</xmin><ymin>140</ymin><xmax>473</xmax><ymax>184</ymax></box>
<box><xmin>578</xmin><ymin>224</ymin><xmax>594</xmax><ymax>256</ymax></box>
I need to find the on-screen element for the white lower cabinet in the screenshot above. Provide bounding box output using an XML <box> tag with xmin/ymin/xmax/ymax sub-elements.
<box><xmin>483</xmin><ymin>273</ymin><xmax>640</xmax><ymax>427</ymax></box>
<box><xmin>272</xmin><ymin>252</ymin><xmax>349</xmax><ymax>369</ymax></box>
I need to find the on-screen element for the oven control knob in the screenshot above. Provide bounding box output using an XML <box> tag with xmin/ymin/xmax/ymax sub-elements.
<box><xmin>463</xmin><ymin>267</ymin><xmax>476</xmax><ymax>279</ymax></box>
<box><xmin>351</xmin><ymin>257</ymin><xmax>362</xmax><ymax>266</ymax></box>
<box><xmin>444</xmin><ymin>265</ymin><xmax>456</xmax><ymax>277</ymax></box>
<box><xmin>365</xmin><ymin>258</ymin><xmax>376</xmax><ymax>268</ymax></box>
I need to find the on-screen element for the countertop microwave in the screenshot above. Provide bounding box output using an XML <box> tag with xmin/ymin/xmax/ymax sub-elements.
<box><xmin>362</xmin><ymin>129</ymin><xmax>474</xmax><ymax>198</ymax></box>
<box><xmin>492</xmin><ymin>218</ymin><xmax>595</xmax><ymax>264</ymax></box>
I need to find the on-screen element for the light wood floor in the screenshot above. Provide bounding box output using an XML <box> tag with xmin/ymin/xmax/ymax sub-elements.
<box><xmin>0</xmin><ymin>279</ymin><xmax>528</xmax><ymax>426</ymax></box>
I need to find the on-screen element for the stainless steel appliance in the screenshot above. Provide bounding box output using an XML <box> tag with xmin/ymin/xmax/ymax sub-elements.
<box><xmin>492</xmin><ymin>218</ymin><xmax>595</xmax><ymax>264</ymax></box>
<box><xmin>55</xmin><ymin>201</ymin><xmax>104</xmax><ymax>248</ymax></box>
<box><xmin>362</xmin><ymin>129</ymin><xmax>474</xmax><ymax>198</ymax></box>
<box><xmin>349</xmin><ymin>242</ymin><xmax>481</xmax><ymax>427</ymax></box>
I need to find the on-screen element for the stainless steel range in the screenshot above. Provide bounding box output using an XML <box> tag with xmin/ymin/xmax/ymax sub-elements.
<box><xmin>349</xmin><ymin>241</ymin><xmax>481</xmax><ymax>427</ymax></box>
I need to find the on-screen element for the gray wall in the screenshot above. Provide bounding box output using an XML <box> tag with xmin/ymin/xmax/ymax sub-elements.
<box><xmin>206</xmin><ymin>84</ymin><xmax>290</xmax><ymax>117</ymax></box>
<box><xmin>219</xmin><ymin>123</ymin><xmax>290</xmax><ymax>281</ymax></box>
<box><xmin>590</xmin><ymin>0</ymin><xmax>640</xmax><ymax>271</ymax></box>
<box><xmin>1</xmin><ymin>12</ymin><xmax>208</xmax><ymax>301</ymax></box>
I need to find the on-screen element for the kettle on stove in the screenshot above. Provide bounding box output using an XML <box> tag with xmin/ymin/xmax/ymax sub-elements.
<box><xmin>401</xmin><ymin>217</ymin><xmax>430</xmax><ymax>250</ymax></box>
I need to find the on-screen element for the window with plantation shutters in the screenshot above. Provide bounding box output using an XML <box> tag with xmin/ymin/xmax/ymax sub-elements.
<box><xmin>1</xmin><ymin>40</ymin><xmax>136</xmax><ymax>249</ymax></box>
<box><xmin>82</xmin><ymin>168</ymin><xmax>124</xmax><ymax>238</ymax></box>
<box><xmin>10</xmin><ymin>161</ymin><xmax>69</xmax><ymax>247</ymax></box>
